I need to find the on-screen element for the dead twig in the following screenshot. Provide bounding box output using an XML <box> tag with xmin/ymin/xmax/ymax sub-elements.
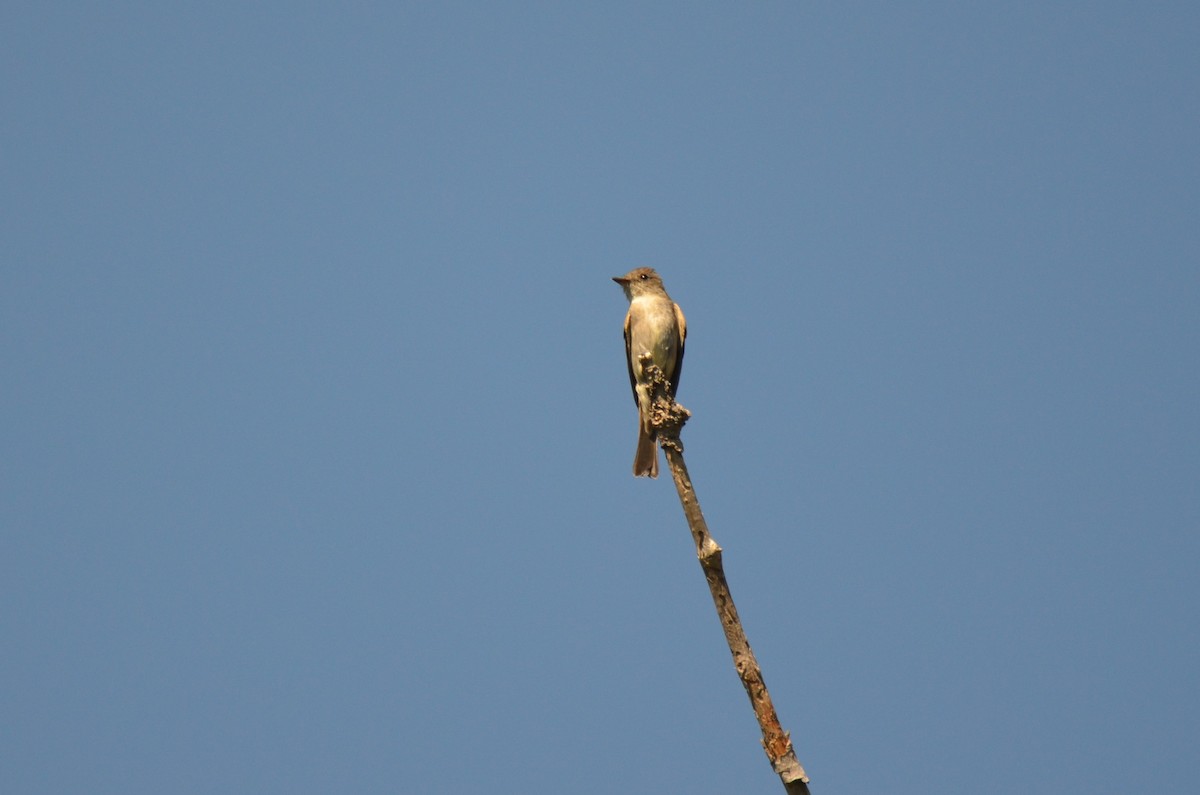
<box><xmin>640</xmin><ymin>354</ymin><xmax>811</xmax><ymax>794</ymax></box>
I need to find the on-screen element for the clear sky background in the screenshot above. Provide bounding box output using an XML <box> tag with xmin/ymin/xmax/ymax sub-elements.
<box><xmin>3</xmin><ymin>3</ymin><xmax>1198</xmax><ymax>793</ymax></box>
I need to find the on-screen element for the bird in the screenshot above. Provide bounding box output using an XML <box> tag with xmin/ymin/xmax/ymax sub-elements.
<box><xmin>612</xmin><ymin>267</ymin><xmax>687</xmax><ymax>478</ymax></box>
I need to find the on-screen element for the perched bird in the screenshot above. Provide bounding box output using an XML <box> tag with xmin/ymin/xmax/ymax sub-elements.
<box><xmin>612</xmin><ymin>267</ymin><xmax>687</xmax><ymax>478</ymax></box>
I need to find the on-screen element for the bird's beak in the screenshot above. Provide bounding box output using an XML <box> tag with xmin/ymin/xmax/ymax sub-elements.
<box><xmin>612</xmin><ymin>276</ymin><xmax>629</xmax><ymax>285</ymax></box>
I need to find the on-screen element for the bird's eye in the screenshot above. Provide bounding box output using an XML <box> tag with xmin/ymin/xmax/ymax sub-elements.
<box><xmin>639</xmin><ymin>273</ymin><xmax>648</xmax><ymax>280</ymax></box>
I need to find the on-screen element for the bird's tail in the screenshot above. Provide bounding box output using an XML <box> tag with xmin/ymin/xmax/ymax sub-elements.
<box><xmin>633</xmin><ymin>424</ymin><xmax>658</xmax><ymax>478</ymax></box>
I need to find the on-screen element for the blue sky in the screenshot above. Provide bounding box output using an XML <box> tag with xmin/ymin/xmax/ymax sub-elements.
<box><xmin>3</xmin><ymin>3</ymin><xmax>1198</xmax><ymax>793</ymax></box>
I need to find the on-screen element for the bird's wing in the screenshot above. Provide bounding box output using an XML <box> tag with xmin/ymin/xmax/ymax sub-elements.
<box><xmin>669</xmin><ymin>302</ymin><xmax>687</xmax><ymax>398</ymax></box>
<box><xmin>623</xmin><ymin>308</ymin><xmax>638</xmax><ymax>406</ymax></box>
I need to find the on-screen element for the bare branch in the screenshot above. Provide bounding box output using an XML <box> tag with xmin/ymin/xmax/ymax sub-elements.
<box><xmin>638</xmin><ymin>354</ymin><xmax>811</xmax><ymax>793</ymax></box>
